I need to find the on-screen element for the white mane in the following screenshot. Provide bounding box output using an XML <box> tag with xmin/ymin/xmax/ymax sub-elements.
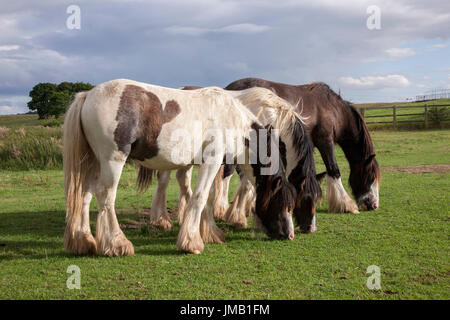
<box><xmin>229</xmin><ymin>87</ymin><xmax>306</xmax><ymax>137</ymax></box>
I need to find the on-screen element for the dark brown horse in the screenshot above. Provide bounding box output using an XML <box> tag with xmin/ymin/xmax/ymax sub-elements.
<box><xmin>225</xmin><ymin>78</ymin><xmax>380</xmax><ymax>213</ymax></box>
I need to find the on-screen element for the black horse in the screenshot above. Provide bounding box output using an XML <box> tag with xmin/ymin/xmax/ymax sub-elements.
<box><xmin>225</xmin><ymin>78</ymin><xmax>380</xmax><ymax>213</ymax></box>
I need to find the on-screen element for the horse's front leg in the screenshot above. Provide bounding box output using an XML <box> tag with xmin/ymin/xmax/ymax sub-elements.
<box><xmin>199</xmin><ymin>183</ymin><xmax>225</xmax><ymax>244</ymax></box>
<box><xmin>316</xmin><ymin>141</ymin><xmax>359</xmax><ymax>214</ymax></box>
<box><xmin>148</xmin><ymin>170</ymin><xmax>172</xmax><ymax>230</ymax></box>
<box><xmin>175</xmin><ymin>166</ymin><xmax>193</xmax><ymax>225</ymax></box>
<box><xmin>177</xmin><ymin>163</ymin><xmax>222</xmax><ymax>254</ymax></box>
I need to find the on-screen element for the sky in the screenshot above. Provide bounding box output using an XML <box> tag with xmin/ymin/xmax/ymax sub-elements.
<box><xmin>0</xmin><ymin>0</ymin><xmax>449</xmax><ymax>115</ymax></box>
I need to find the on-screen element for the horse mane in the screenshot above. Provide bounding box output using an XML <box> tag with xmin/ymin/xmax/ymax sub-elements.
<box><xmin>347</xmin><ymin>104</ymin><xmax>375</xmax><ymax>160</ymax></box>
<box><xmin>233</xmin><ymin>87</ymin><xmax>306</xmax><ymax>134</ymax></box>
<box><xmin>304</xmin><ymin>82</ymin><xmax>375</xmax><ymax>160</ymax></box>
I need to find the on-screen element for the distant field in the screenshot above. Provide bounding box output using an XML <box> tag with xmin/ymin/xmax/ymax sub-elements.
<box><xmin>0</xmin><ymin>114</ymin><xmax>40</xmax><ymax>128</ymax></box>
<box><xmin>0</xmin><ymin>129</ymin><xmax>449</xmax><ymax>299</ymax></box>
<box><xmin>355</xmin><ymin>98</ymin><xmax>450</xmax><ymax>109</ymax></box>
<box><xmin>355</xmin><ymin>99</ymin><xmax>450</xmax><ymax>129</ymax></box>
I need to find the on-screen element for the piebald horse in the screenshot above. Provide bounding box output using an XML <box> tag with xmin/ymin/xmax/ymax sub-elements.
<box><xmin>146</xmin><ymin>87</ymin><xmax>322</xmax><ymax>233</ymax></box>
<box><xmin>225</xmin><ymin>78</ymin><xmax>381</xmax><ymax>213</ymax></box>
<box><xmin>63</xmin><ymin>79</ymin><xmax>296</xmax><ymax>256</ymax></box>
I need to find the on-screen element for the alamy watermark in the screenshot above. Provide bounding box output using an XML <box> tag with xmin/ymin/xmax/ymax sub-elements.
<box><xmin>66</xmin><ymin>5</ymin><xmax>81</xmax><ymax>30</ymax></box>
<box><xmin>66</xmin><ymin>265</ymin><xmax>81</xmax><ymax>289</ymax></box>
<box><xmin>366</xmin><ymin>5</ymin><xmax>381</xmax><ymax>30</ymax></box>
<box><xmin>366</xmin><ymin>265</ymin><xmax>381</xmax><ymax>290</ymax></box>
<box><xmin>169</xmin><ymin>123</ymin><xmax>280</xmax><ymax>175</ymax></box>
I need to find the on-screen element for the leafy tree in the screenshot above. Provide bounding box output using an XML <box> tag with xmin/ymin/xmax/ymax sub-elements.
<box><xmin>28</xmin><ymin>81</ymin><xmax>94</xmax><ymax>119</ymax></box>
<box><xmin>27</xmin><ymin>83</ymin><xmax>58</xmax><ymax>119</ymax></box>
<box><xmin>48</xmin><ymin>91</ymin><xmax>72</xmax><ymax>118</ymax></box>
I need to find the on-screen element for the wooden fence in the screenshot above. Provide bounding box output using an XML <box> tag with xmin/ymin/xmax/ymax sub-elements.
<box><xmin>357</xmin><ymin>104</ymin><xmax>450</xmax><ymax>128</ymax></box>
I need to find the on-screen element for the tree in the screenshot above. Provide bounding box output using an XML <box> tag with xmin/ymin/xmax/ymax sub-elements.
<box><xmin>27</xmin><ymin>81</ymin><xmax>94</xmax><ymax>119</ymax></box>
<box><xmin>48</xmin><ymin>90</ymin><xmax>72</xmax><ymax>119</ymax></box>
<box><xmin>27</xmin><ymin>83</ymin><xmax>58</xmax><ymax>119</ymax></box>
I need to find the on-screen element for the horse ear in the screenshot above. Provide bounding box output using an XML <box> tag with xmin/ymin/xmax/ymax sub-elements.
<box><xmin>365</xmin><ymin>154</ymin><xmax>376</xmax><ymax>165</ymax></box>
<box><xmin>316</xmin><ymin>172</ymin><xmax>327</xmax><ymax>184</ymax></box>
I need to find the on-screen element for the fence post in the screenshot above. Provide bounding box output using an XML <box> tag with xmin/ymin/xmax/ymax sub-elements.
<box><xmin>393</xmin><ymin>105</ymin><xmax>397</xmax><ymax>128</ymax></box>
<box><xmin>424</xmin><ymin>104</ymin><xmax>428</xmax><ymax>129</ymax></box>
<box><xmin>361</xmin><ymin>108</ymin><xmax>365</xmax><ymax>118</ymax></box>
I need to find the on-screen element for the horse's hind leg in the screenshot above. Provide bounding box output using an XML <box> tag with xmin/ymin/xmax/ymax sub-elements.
<box><xmin>177</xmin><ymin>163</ymin><xmax>221</xmax><ymax>254</ymax></box>
<box><xmin>176</xmin><ymin>166</ymin><xmax>193</xmax><ymax>225</ymax></box>
<box><xmin>211</xmin><ymin>165</ymin><xmax>232</xmax><ymax>221</ymax></box>
<box><xmin>148</xmin><ymin>170</ymin><xmax>172</xmax><ymax>230</ymax></box>
<box><xmin>316</xmin><ymin>141</ymin><xmax>359</xmax><ymax>214</ymax></box>
<box><xmin>224</xmin><ymin>174</ymin><xmax>251</xmax><ymax>229</ymax></box>
<box><xmin>199</xmin><ymin>173</ymin><xmax>225</xmax><ymax>243</ymax></box>
<box><xmin>95</xmin><ymin>159</ymin><xmax>134</xmax><ymax>257</ymax></box>
<box><xmin>64</xmin><ymin>175</ymin><xmax>98</xmax><ymax>255</ymax></box>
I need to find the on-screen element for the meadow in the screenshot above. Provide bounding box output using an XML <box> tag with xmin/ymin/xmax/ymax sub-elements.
<box><xmin>357</xmin><ymin>99</ymin><xmax>450</xmax><ymax>129</ymax></box>
<box><xmin>0</xmin><ymin>113</ymin><xmax>449</xmax><ymax>299</ymax></box>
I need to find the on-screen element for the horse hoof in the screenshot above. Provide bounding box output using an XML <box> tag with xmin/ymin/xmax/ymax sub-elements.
<box><xmin>201</xmin><ymin>227</ymin><xmax>225</xmax><ymax>244</ymax></box>
<box><xmin>232</xmin><ymin>221</ymin><xmax>248</xmax><ymax>229</ymax></box>
<box><xmin>151</xmin><ymin>219</ymin><xmax>173</xmax><ymax>230</ymax></box>
<box><xmin>98</xmin><ymin>234</ymin><xmax>134</xmax><ymax>257</ymax></box>
<box><xmin>177</xmin><ymin>233</ymin><xmax>204</xmax><ymax>254</ymax></box>
<box><xmin>150</xmin><ymin>213</ymin><xmax>173</xmax><ymax>230</ymax></box>
<box><xmin>213</xmin><ymin>205</ymin><xmax>229</xmax><ymax>221</ymax></box>
<box><xmin>64</xmin><ymin>231</ymin><xmax>98</xmax><ymax>255</ymax></box>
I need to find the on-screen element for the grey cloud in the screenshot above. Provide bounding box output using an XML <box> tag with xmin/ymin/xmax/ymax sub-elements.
<box><xmin>0</xmin><ymin>0</ymin><xmax>449</xmax><ymax>112</ymax></box>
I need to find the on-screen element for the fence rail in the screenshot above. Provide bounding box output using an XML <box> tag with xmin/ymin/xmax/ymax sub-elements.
<box><xmin>357</xmin><ymin>104</ymin><xmax>450</xmax><ymax>128</ymax></box>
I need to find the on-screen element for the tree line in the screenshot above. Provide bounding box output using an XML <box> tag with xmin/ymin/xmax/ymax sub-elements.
<box><xmin>27</xmin><ymin>82</ymin><xmax>94</xmax><ymax>119</ymax></box>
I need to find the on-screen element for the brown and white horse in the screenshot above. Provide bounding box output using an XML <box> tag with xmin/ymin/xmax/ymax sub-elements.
<box><xmin>144</xmin><ymin>87</ymin><xmax>322</xmax><ymax>233</ymax></box>
<box><xmin>225</xmin><ymin>78</ymin><xmax>381</xmax><ymax>213</ymax></box>
<box><xmin>63</xmin><ymin>79</ymin><xmax>296</xmax><ymax>256</ymax></box>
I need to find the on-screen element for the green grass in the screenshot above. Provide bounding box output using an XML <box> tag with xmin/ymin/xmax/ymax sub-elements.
<box><xmin>0</xmin><ymin>129</ymin><xmax>449</xmax><ymax>299</ymax></box>
<box><xmin>0</xmin><ymin>126</ymin><xmax>63</xmax><ymax>170</ymax></box>
<box><xmin>0</xmin><ymin>114</ymin><xmax>41</xmax><ymax>128</ymax></box>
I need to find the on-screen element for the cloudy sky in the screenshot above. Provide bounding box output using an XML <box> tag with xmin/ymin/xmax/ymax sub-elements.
<box><xmin>1</xmin><ymin>0</ymin><xmax>449</xmax><ymax>114</ymax></box>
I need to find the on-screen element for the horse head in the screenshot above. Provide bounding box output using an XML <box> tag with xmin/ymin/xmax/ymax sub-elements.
<box><xmin>250</xmin><ymin>124</ymin><xmax>297</xmax><ymax>240</ymax></box>
<box><xmin>349</xmin><ymin>153</ymin><xmax>380</xmax><ymax>210</ymax></box>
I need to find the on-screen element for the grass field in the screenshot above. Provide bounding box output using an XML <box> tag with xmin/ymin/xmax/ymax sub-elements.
<box><xmin>355</xmin><ymin>99</ymin><xmax>450</xmax><ymax>129</ymax></box>
<box><xmin>0</xmin><ymin>127</ymin><xmax>449</xmax><ymax>299</ymax></box>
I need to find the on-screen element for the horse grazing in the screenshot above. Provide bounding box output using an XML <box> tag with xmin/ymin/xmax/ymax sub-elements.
<box><xmin>225</xmin><ymin>78</ymin><xmax>380</xmax><ymax>213</ymax></box>
<box><xmin>143</xmin><ymin>87</ymin><xmax>322</xmax><ymax>233</ymax></box>
<box><xmin>63</xmin><ymin>79</ymin><xmax>296</xmax><ymax>256</ymax></box>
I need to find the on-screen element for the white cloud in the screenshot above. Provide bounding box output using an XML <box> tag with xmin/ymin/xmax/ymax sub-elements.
<box><xmin>0</xmin><ymin>105</ymin><xmax>26</xmax><ymax>115</ymax></box>
<box><xmin>0</xmin><ymin>105</ymin><xmax>13</xmax><ymax>112</ymax></box>
<box><xmin>165</xmin><ymin>23</ymin><xmax>271</xmax><ymax>36</ymax></box>
<box><xmin>385</xmin><ymin>47</ymin><xmax>416</xmax><ymax>59</ymax></box>
<box><xmin>338</xmin><ymin>74</ymin><xmax>412</xmax><ymax>89</ymax></box>
<box><xmin>219</xmin><ymin>23</ymin><xmax>271</xmax><ymax>34</ymax></box>
<box><xmin>0</xmin><ymin>45</ymin><xmax>20</xmax><ymax>51</ymax></box>
<box><xmin>431</xmin><ymin>43</ymin><xmax>447</xmax><ymax>49</ymax></box>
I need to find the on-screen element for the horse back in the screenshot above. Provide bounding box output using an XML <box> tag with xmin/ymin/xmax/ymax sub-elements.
<box><xmin>225</xmin><ymin>78</ymin><xmax>355</xmax><ymax>141</ymax></box>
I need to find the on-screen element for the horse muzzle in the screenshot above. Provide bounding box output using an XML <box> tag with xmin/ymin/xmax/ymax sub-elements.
<box><xmin>360</xmin><ymin>196</ymin><xmax>378</xmax><ymax>211</ymax></box>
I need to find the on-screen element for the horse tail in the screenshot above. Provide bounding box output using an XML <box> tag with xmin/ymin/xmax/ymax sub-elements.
<box><xmin>63</xmin><ymin>91</ymin><xmax>98</xmax><ymax>252</ymax></box>
<box><xmin>136</xmin><ymin>165</ymin><xmax>154</xmax><ymax>193</ymax></box>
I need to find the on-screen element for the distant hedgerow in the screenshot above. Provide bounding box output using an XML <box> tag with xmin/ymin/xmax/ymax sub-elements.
<box><xmin>0</xmin><ymin>126</ymin><xmax>63</xmax><ymax>170</ymax></box>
